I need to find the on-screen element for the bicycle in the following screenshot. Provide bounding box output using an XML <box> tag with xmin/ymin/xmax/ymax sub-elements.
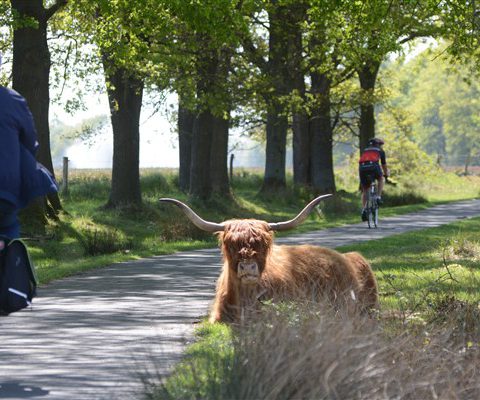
<box><xmin>365</xmin><ymin>180</ymin><xmax>379</xmax><ymax>229</ymax></box>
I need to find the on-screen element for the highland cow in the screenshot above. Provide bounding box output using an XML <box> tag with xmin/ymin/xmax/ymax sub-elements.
<box><xmin>160</xmin><ymin>195</ymin><xmax>378</xmax><ymax>323</ymax></box>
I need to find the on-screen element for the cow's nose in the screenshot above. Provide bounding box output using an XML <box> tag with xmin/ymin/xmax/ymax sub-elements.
<box><xmin>238</xmin><ymin>261</ymin><xmax>259</xmax><ymax>275</ymax></box>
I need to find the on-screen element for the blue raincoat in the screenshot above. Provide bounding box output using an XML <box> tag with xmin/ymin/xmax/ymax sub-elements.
<box><xmin>0</xmin><ymin>86</ymin><xmax>58</xmax><ymax>238</ymax></box>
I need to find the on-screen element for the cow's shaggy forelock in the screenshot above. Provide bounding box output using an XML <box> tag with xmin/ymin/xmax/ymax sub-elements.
<box><xmin>219</xmin><ymin>219</ymin><xmax>273</xmax><ymax>271</ymax></box>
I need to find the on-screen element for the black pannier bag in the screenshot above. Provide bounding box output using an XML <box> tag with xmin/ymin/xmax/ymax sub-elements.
<box><xmin>0</xmin><ymin>237</ymin><xmax>37</xmax><ymax>315</ymax></box>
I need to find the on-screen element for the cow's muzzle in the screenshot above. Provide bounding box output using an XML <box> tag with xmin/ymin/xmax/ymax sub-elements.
<box><xmin>237</xmin><ymin>261</ymin><xmax>260</xmax><ymax>284</ymax></box>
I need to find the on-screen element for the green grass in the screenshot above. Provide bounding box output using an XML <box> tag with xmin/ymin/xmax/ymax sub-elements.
<box><xmin>146</xmin><ymin>323</ymin><xmax>234</xmax><ymax>399</ymax></box>
<box><xmin>21</xmin><ymin>168</ymin><xmax>479</xmax><ymax>284</ymax></box>
<box><xmin>340</xmin><ymin>216</ymin><xmax>480</xmax><ymax>315</ymax></box>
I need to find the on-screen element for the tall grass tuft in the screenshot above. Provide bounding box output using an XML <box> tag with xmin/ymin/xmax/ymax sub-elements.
<box><xmin>383</xmin><ymin>189</ymin><xmax>428</xmax><ymax>206</ymax></box>
<box><xmin>80</xmin><ymin>227</ymin><xmax>133</xmax><ymax>256</ymax></box>
<box><xmin>383</xmin><ymin>178</ymin><xmax>428</xmax><ymax>206</ymax></box>
<box><xmin>149</xmin><ymin>301</ymin><xmax>480</xmax><ymax>400</ymax></box>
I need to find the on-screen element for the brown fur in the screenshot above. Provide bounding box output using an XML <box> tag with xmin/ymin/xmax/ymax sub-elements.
<box><xmin>209</xmin><ymin>219</ymin><xmax>378</xmax><ymax>323</ymax></box>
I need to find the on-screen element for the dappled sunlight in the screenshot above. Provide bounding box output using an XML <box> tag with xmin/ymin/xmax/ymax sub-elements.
<box><xmin>1</xmin><ymin>202</ymin><xmax>479</xmax><ymax>399</ymax></box>
<box><xmin>0</xmin><ymin>249</ymin><xmax>221</xmax><ymax>400</ymax></box>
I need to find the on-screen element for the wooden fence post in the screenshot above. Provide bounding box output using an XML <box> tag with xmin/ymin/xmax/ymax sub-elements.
<box><xmin>62</xmin><ymin>156</ymin><xmax>69</xmax><ymax>195</ymax></box>
<box><xmin>229</xmin><ymin>153</ymin><xmax>234</xmax><ymax>182</ymax></box>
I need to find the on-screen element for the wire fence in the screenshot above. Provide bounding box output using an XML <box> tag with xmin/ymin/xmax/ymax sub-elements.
<box><xmin>435</xmin><ymin>153</ymin><xmax>480</xmax><ymax>168</ymax></box>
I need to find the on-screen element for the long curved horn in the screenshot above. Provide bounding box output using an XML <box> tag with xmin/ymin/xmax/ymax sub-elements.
<box><xmin>159</xmin><ymin>198</ymin><xmax>225</xmax><ymax>232</ymax></box>
<box><xmin>268</xmin><ymin>194</ymin><xmax>333</xmax><ymax>231</ymax></box>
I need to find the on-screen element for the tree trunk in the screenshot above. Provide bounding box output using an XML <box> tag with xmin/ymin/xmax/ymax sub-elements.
<box><xmin>262</xmin><ymin>110</ymin><xmax>288</xmax><ymax>192</ymax></box>
<box><xmin>178</xmin><ymin>97</ymin><xmax>194</xmax><ymax>192</ymax></box>
<box><xmin>104</xmin><ymin>64</ymin><xmax>144</xmax><ymax>208</ymax></box>
<box><xmin>189</xmin><ymin>109</ymin><xmax>214</xmax><ymax>200</ymax></box>
<box><xmin>209</xmin><ymin>48</ymin><xmax>232</xmax><ymax>199</ymax></box>
<box><xmin>210</xmin><ymin>114</ymin><xmax>231</xmax><ymax>197</ymax></box>
<box><xmin>464</xmin><ymin>150</ymin><xmax>472</xmax><ymax>176</ymax></box>
<box><xmin>290</xmin><ymin>4</ymin><xmax>310</xmax><ymax>188</ymax></box>
<box><xmin>11</xmin><ymin>0</ymin><xmax>63</xmax><ymax>229</ymax></box>
<box><xmin>261</xmin><ymin>4</ymin><xmax>292</xmax><ymax>193</ymax></box>
<box><xmin>189</xmin><ymin>41</ymin><xmax>234</xmax><ymax>201</ymax></box>
<box><xmin>188</xmin><ymin>43</ymin><xmax>219</xmax><ymax>200</ymax></box>
<box><xmin>357</xmin><ymin>60</ymin><xmax>381</xmax><ymax>151</ymax></box>
<box><xmin>293</xmin><ymin>111</ymin><xmax>310</xmax><ymax>187</ymax></box>
<box><xmin>310</xmin><ymin>71</ymin><xmax>336</xmax><ymax>194</ymax></box>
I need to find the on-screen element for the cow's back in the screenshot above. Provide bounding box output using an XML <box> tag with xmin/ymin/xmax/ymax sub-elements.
<box><xmin>261</xmin><ymin>244</ymin><xmax>363</xmax><ymax>305</ymax></box>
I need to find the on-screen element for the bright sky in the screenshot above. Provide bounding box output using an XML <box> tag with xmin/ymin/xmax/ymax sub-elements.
<box><xmin>51</xmin><ymin>92</ymin><xmax>182</xmax><ymax>169</ymax></box>
<box><xmin>51</xmin><ymin>91</ymin><xmax>266</xmax><ymax>170</ymax></box>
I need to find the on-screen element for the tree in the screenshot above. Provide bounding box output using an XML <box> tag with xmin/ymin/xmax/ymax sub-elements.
<box><xmin>240</xmin><ymin>0</ymin><xmax>308</xmax><ymax>193</ymax></box>
<box><xmin>177</xmin><ymin>93</ymin><xmax>195</xmax><ymax>192</ymax></box>
<box><xmin>442</xmin><ymin>0</ymin><xmax>479</xmax><ymax>71</ymax></box>
<box><xmin>167</xmin><ymin>0</ymin><xmax>247</xmax><ymax>200</ymax></box>
<box><xmin>102</xmin><ymin>59</ymin><xmax>144</xmax><ymax>207</ymax></box>
<box><xmin>70</xmin><ymin>0</ymin><xmax>175</xmax><ymax>208</ymax></box>
<box><xmin>9</xmin><ymin>0</ymin><xmax>67</xmax><ymax>231</ymax></box>
<box><xmin>188</xmin><ymin>42</ymin><xmax>230</xmax><ymax>200</ymax></box>
<box><xmin>304</xmin><ymin>0</ymin><xmax>349</xmax><ymax>194</ymax></box>
<box><xmin>377</xmin><ymin>44</ymin><xmax>480</xmax><ymax>173</ymax></box>
<box><xmin>342</xmin><ymin>0</ymin><xmax>441</xmax><ymax>150</ymax></box>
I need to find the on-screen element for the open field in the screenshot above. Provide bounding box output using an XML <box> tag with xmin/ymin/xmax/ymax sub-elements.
<box><xmin>24</xmin><ymin>168</ymin><xmax>480</xmax><ymax>284</ymax></box>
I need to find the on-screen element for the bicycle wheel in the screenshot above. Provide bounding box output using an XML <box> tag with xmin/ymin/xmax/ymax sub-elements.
<box><xmin>367</xmin><ymin>205</ymin><xmax>375</xmax><ymax>228</ymax></box>
<box><xmin>372</xmin><ymin>204</ymin><xmax>378</xmax><ymax>228</ymax></box>
<box><xmin>366</xmin><ymin>188</ymin><xmax>373</xmax><ymax>228</ymax></box>
<box><xmin>366</xmin><ymin>189</ymin><xmax>379</xmax><ymax>229</ymax></box>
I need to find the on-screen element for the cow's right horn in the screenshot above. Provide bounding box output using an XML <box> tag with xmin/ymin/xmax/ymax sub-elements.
<box><xmin>159</xmin><ymin>198</ymin><xmax>225</xmax><ymax>232</ymax></box>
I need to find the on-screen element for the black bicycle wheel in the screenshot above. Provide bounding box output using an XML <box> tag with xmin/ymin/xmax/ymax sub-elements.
<box><xmin>367</xmin><ymin>206</ymin><xmax>374</xmax><ymax>228</ymax></box>
<box><xmin>373</xmin><ymin>205</ymin><xmax>378</xmax><ymax>228</ymax></box>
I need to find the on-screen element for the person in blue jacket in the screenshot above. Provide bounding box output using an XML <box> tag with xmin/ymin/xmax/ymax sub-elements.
<box><xmin>0</xmin><ymin>53</ymin><xmax>58</xmax><ymax>239</ymax></box>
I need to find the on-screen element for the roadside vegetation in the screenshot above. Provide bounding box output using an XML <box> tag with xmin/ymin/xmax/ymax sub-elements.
<box><xmin>145</xmin><ymin>216</ymin><xmax>480</xmax><ymax>400</ymax></box>
<box><xmin>22</xmin><ymin>167</ymin><xmax>479</xmax><ymax>285</ymax></box>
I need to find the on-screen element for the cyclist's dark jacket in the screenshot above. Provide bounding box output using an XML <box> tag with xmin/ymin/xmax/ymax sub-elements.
<box><xmin>0</xmin><ymin>86</ymin><xmax>58</xmax><ymax>237</ymax></box>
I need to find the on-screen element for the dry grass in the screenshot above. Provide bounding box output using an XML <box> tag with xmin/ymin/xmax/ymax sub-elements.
<box><xmin>149</xmin><ymin>300</ymin><xmax>480</xmax><ymax>400</ymax></box>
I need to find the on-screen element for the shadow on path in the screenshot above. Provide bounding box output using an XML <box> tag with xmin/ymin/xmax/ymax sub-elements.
<box><xmin>0</xmin><ymin>199</ymin><xmax>479</xmax><ymax>399</ymax></box>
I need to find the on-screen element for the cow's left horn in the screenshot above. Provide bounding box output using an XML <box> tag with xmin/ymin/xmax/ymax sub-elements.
<box><xmin>268</xmin><ymin>194</ymin><xmax>333</xmax><ymax>231</ymax></box>
<box><xmin>159</xmin><ymin>198</ymin><xmax>225</xmax><ymax>232</ymax></box>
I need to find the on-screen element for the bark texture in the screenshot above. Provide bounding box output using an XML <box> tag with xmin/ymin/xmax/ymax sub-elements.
<box><xmin>104</xmin><ymin>63</ymin><xmax>144</xmax><ymax>208</ymax></box>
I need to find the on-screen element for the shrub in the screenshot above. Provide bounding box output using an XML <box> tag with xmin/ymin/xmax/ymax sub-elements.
<box><xmin>321</xmin><ymin>190</ymin><xmax>359</xmax><ymax>215</ymax></box>
<box><xmin>141</xmin><ymin>171</ymin><xmax>175</xmax><ymax>198</ymax></box>
<box><xmin>66</xmin><ymin>170</ymin><xmax>111</xmax><ymax>201</ymax></box>
<box><xmin>80</xmin><ymin>227</ymin><xmax>133</xmax><ymax>256</ymax></box>
<box><xmin>159</xmin><ymin>220</ymin><xmax>211</xmax><ymax>242</ymax></box>
<box><xmin>382</xmin><ymin>189</ymin><xmax>428</xmax><ymax>206</ymax></box>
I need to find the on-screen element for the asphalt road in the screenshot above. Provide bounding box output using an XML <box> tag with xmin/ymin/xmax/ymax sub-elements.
<box><xmin>0</xmin><ymin>199</ymin><xmax>479</xmax><ymax>399</ymax></box>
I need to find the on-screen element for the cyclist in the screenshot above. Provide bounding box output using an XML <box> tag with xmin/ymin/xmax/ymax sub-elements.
<box><xmin>359</xmin><ymin>137</ymin><xmax>389</xmax><ymax>221</ymax></box>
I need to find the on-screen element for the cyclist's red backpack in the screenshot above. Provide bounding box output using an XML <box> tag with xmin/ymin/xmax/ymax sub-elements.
<box><xmin>0</xmin><ymin>237</ymin><xmax>37</xmax><ymax>315</ymax></box>
<box><xmin>359</xmin><ymin>147</ymin><xmax>381</xmax><ymax>163</ymax></box>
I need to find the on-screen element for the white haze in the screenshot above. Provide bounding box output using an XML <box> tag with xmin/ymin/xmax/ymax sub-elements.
<box><xmin>51</xmin><ymin>92</ymin><xmax>269</xmax><ymax>169</ymax></box>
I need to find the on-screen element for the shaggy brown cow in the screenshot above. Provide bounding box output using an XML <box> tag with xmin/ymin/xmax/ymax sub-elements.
<box><xmin>160</xmin><ymin>195</ymin><xmax>378</xmax><ymax>323</ymax></box>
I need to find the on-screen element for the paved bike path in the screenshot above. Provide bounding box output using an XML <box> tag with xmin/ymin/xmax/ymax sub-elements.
<box><xmin>0</xmin><ymin>199</ymin><xmax>479</xmax><ymax>399</ymax></box>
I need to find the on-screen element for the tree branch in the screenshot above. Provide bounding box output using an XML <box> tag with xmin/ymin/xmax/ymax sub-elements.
<box><xmin>45</xmin><ymin>0</ymin><xmax>68</xmax><ymax>21</ymax></box>
<box><xmin>241</xmin><ymin>34</ymin><xmax>268</xmax><ymax>74</ymax></box>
